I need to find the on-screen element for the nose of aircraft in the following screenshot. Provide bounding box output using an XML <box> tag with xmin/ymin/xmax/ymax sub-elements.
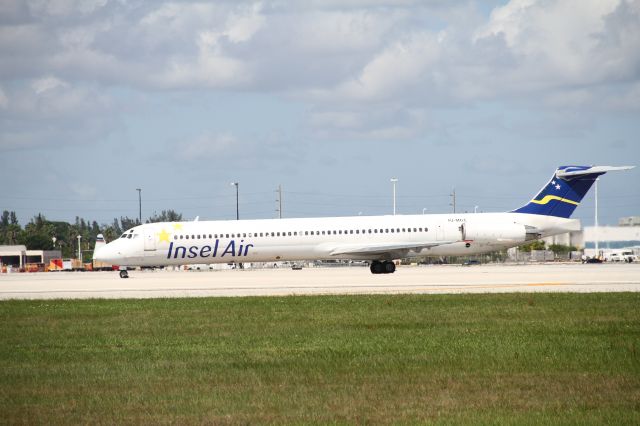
<box><xmin>93</xmin><ymin>242</ymin><xmax>118</xmax><ymax>264</ymax></box>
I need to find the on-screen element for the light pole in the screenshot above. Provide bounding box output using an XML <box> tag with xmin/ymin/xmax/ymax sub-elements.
<box><xmin>422</xmin><ymin>208</ymin><xmax>427</xmax><ymax>215</ymax></box>
<box><xmin>52</xmin><ymin>236</ymin><xmax>56</xmax><ymax>249</ymax></box>
<box><xmin>77</xmin><ymin>235</ymin><xmax>82</xmax><ymax>262</ymax></box>
<box><xmin>450</xmin><ymin>188</ymin><xmax>456</xmax><ymax>213</ymax></box>
<box><xmin>390</xmin><ymin>178</ymin><xmax>398</xmax><ymax>215</ymax></box>
<box><xmin>594</xmin><ymin>177</ymin><xmax>599</xmax><ymax>258</ymax></box>
<box><xmin>231</xmin><ymin>182</ymin><xmax>239</xmax><ymax>220</ymax></box>
<box><xmin>136</xmin><ymin>188</ymin><xmax>142</xmax><ymax>224</ymax></box>
<box><xmin>474</xmin><ymin>205</ymin><xmax>479</xmax><ymax>213</ymax></box>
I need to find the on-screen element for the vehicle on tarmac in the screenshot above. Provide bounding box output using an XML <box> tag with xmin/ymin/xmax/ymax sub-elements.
<box><xmin>606</xmin><ymin>251</ymin><xmax>638</xmax><ymax>263</ymax></box>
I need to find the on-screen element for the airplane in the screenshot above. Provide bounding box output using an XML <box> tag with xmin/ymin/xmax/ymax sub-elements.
<box><xmin>94</xmin><ymin>165</ymin><xmax>634</xmax><ymax>278</ymax></box>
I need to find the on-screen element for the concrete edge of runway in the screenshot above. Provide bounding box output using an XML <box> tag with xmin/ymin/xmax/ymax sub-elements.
<box><xmin>1</xmin><ymin>263</ymin><xmax>639</xmax><ymax>300</ymax></box>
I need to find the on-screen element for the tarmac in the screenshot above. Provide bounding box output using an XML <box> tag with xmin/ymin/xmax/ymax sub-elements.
<box><xmin>1</xmin><ymin>263</ymin><xmax>639</xmax><ymax>300</ymax></box>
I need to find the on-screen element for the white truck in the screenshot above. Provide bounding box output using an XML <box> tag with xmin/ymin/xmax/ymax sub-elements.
<box><xmin>605</xmin><ymin>251</ymin><xmax>638</xmax><ymax>263</ymax></box>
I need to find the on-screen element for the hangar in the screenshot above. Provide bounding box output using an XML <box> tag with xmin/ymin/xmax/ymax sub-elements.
<box><xmin>0</xmin><ymin>245</ymin><xmax>27</xmax><ymax>270</ymax></box>
<box><xmin>0</xmin><ymin>246</ymin><xmax>62</xmax><ymax>272</ymax></box>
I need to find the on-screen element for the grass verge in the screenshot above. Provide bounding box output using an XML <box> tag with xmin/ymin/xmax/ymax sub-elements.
<box><xmin>1</xmin><ymin>293</ymin><xmax>639</xmax><ymax>424</ymax></box>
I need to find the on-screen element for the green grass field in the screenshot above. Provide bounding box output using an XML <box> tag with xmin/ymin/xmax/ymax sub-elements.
<box><xmin>1</xmin><ymin>293</ymin><xmax>639</xmax><ymax>424</ymax></box>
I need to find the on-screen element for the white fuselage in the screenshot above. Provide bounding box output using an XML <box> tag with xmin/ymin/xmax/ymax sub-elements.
<box><xmin>94</xmin><ymin>212</ymin><xmax>579</xmax><ymax>267</ymax></box>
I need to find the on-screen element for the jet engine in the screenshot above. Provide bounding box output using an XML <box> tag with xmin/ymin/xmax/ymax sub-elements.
<box><xmin>460</xmin><ymin>222</ymin><xmax>533</xmax><ymax>243</ymax></box>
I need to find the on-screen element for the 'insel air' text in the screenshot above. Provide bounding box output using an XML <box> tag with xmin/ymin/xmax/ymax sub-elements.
<box><xmin>166</xmin><ymin>240</ymin><xmax>254</xmax><ymax>259</ymax></box>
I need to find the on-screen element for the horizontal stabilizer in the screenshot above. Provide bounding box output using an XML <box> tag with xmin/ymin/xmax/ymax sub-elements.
<box><xmin>556</xmin><ymin>165</ymin><xmax>634</xmax><ymax>179</ymax></box>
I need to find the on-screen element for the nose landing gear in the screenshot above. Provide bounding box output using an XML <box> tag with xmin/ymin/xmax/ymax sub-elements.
<box><xmin>370</xmin><ymin>260</ymin><xmax>396</xmax><ymax>274</ymax></box>
<box><xmin>119</xmin><ymin>270</ymin><xmax>129</xmax><ymax>279</ymax></box>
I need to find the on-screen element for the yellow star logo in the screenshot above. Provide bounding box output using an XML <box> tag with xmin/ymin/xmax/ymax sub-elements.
<box><xmin>172</xmin><ymin>223</ymin><xmax>183</xmax><ymax>231</ymax></box>
<box><xmin>157</xmin><ymin>229</ymin><xmax>171</xmax><ymax>243</ymax></box>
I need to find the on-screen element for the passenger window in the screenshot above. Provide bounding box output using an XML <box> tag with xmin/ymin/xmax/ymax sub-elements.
<box><xmin>356</xmin><ymin>230</ymin><xmax>359</xmax><ymax>234</ymax></box>
<box><xmin>339</xmin><ymin>230</ymin><xmax>342</xmax><ymax>234</ymax></box>
<box><xmin>374</xmin><ymin>229</ymin><xmax>378</xmax><ymax>233</ymax></box>
<box><xmin>180</xmin><ymin>235</ymin><xmax>184</xmax><ymax>239</ymax></box>
<box><xmin>186</xmin><ymin>235</ymin><xmax>189</xmax><ymax>239</ymax></box>
<box><xmin>419</xmin><ymin>228</ymin><xmax>423</xmax><ymax>232</ymax></box>
<box><xmin>390</xmin><ymin>229</ymin><xmax>394</xmax><ymax>233</ymax></box>
<box><xmin>288</xmin><ymin>232</ymin><xmax>292</xmax><ymax>236</ymax></box>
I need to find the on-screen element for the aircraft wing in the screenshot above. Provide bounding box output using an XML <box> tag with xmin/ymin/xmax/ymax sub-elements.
<box><xmin>329</xmin><ymin>240</ymin><xmax>456</xmax><ymax>259</ymax></box>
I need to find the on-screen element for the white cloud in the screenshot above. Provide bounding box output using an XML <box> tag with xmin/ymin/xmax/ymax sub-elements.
<box><xmin>31</xmin><ymin>76</ymin><xmax>68</xmax><ymax>94</ymax></box>
<box><xmin>0</xmin><ymin>86</ymin><xmax>7</xmax><ymax>109</ymax></box>
<box><xmin>1</xmin><ymin>0</ymin><xmax>639</xmax><ymax>147</ymax></box>
<box><xmin>69</xmin><ymin>182</ymin><xmax>97</xmax><ymax>198</ymax></box>
<box><xmin>474</xmin><ymin>0</ymin><xmax>629</xmax><ymax>87</ymax></box>
<box><xmin>27</xmin><ymin>0</ymin><xmax>108</xmax><ymax>17</ymax></box>
<box><xmin>0</xmin><ymin>77</ymin><xmax>114</xmax><ymax>151</ymax></box>
<box><xmin>333</xmin><ymin>32</ymin><xmax>442</xmax><ymax>101</ymax></box>
<box><xmin>180</xmin><ymin>133</ymin><xmax>239</xmax><ymax>160</ymax></box>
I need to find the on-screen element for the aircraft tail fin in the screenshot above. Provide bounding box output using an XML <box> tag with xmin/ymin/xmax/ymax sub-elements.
<box><xmin>93</xmin><ymin>234</ymin><xmax>107</xmax><ymax>258</ymax></box>
<box><xmin>511</xmin><ymin>165</ymin><xmax>634</xmax><ymax>218</ymax></box>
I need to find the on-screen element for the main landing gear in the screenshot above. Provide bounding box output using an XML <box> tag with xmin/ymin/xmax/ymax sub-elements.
<box><xmin>370</xmin><ymin>260</ymin><xmax>396</xmax><ymax>274</ymax></box>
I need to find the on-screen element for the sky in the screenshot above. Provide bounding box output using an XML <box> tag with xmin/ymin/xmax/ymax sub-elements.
<box><xmin>1</xmin><ymin>0</ymin><xmax>639</xmax><ymax>228</ymax></box>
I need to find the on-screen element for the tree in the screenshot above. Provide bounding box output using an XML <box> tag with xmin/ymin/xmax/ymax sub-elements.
<box><xmin>518</xmin><ymin>240</ymin><xmax>546</xmax><ymax>252</ymax></box>
<box><xmin>21</xmin><ymin>214</ymin><xmax>56</xmax><ymax>251</ymax></box>
<box><xmin>548</xmin><ymin>244</ymin><xmax>577</xmax><ymax>255</ymax></box>
<box><xmin>147</xmin><ymin>210</ymin><xmax>183</xmax><ymax>223</ymax></box>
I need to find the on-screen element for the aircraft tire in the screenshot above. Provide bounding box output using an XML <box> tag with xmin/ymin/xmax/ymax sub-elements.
<box><xmin>383</xmin><ymin>261</ymin><xmax>396</xmax><ymax>274</ymax></box>
<box><xmin>119</xmin><ymin>270</ymin><xmax>129</xmax><ymax>279</ymax></box>
<box><xmin>370</xmin><ymin>261</ymin><xmax>384</xmax><ymax>274</ymax></box>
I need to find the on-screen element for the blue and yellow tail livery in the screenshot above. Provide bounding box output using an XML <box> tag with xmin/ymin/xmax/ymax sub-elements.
<box><xmin>512</xmin><ymin>165</ymin><xmax>634</xmax><ymax>218</ymax></box>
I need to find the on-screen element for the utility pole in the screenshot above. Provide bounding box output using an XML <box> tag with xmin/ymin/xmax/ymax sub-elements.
<box><xmin>390</xmin><ymin>178</ymin><xmax>398</xmax><ymax>215</ymax></box>
<box><xmin>136</xmin><ymin>188</ymin><xmax>142</xmax><ymax>224</ymax></box>
<box><xmin>230</xmin><ymin>182</ymin><xmax>239</xmax><ymax>220</ymax></box>
<box><xmin>450</xmin><ymin>188</ymin><xmax>456</xmax><ymax>213</ymax></box>
<box><xmin>275</xmin><ymin>185</ymin><xmax>283</xmax><ymax>219</ymax></box>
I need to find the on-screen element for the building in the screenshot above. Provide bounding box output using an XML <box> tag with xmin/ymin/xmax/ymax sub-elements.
<box><xmin>0</xmin><ymin>245</ymin><xmax>27</xmax><ymax>269</ymax></box>
<box><xmin>619</xmin><ymin>216</ymin><xmax>640</xmax><ymax>227</ymax></box>
<box><xmin>0</xmin><ymin>246</ymin><xmax>62</xmax><ymax>271</ymax></box>
<box><xmin>583</xmin><ymin>225</ymin><xmax>640</xmax><ymax>257</ymax></box>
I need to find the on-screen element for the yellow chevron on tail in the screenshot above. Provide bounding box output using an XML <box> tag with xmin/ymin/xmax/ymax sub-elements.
<box><xmin>530</xmin><ymin>195</ymin><xmax>579</xmax><ymax>206</ymax></box>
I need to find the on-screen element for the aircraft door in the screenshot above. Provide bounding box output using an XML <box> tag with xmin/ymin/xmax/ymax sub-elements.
<box><xmin>144</xmin><ymin>227</ymin><xmax>157</xmax><ymax>251</ymax></box>
<box><xmin>436</xmin><ymin>225</ymin><xmax>444</xmax><ymax>241</ymax></box>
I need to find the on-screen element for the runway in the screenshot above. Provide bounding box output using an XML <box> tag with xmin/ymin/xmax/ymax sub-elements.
<box><xmin>1</xmin><ymin>263</ymin><xmax>639</xmax><ymax>300</ymax></box>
